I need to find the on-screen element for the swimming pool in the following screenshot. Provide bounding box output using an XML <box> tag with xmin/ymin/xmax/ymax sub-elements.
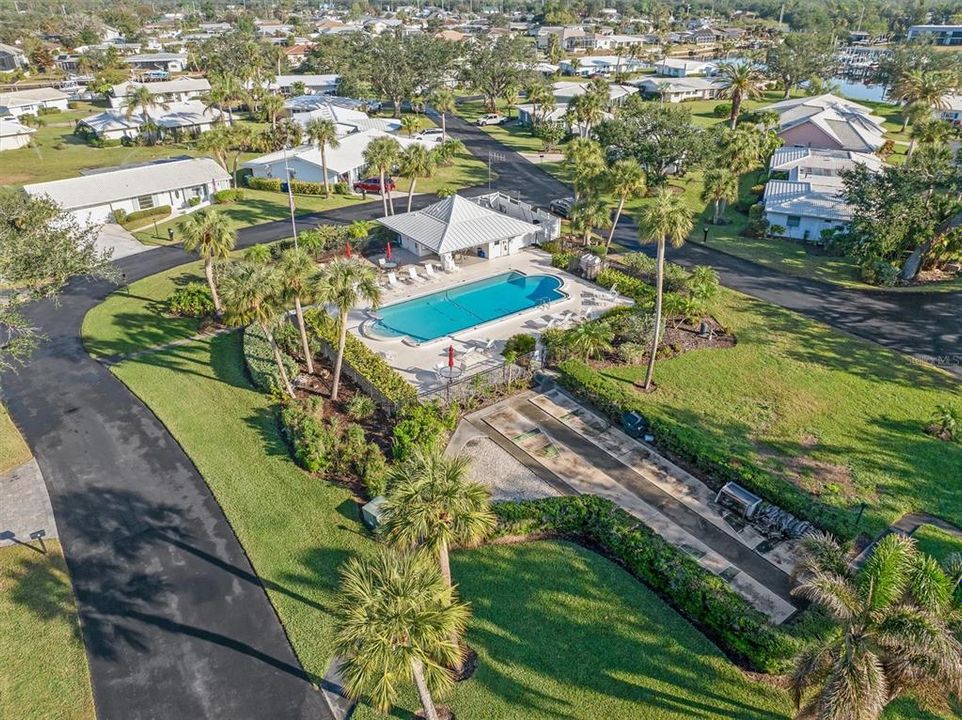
<box><xmin>370</xmin><ymin>271</ymin><xmax>565</xmax><ymax>343</ymax></box>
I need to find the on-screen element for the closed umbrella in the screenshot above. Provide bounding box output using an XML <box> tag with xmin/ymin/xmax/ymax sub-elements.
<box><xmin>346</xmin><ymin>241</ymin><xmax>352</xmax><ymax>258</ymax></box>
<box><xmin>386</xmin><ymin>241</ymin><xmax>392</xmax><ymax>261</ymax></box>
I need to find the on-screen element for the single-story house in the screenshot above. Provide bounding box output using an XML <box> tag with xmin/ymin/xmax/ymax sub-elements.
<box><xmin>583</xmin><ymin>33</ymin><xmax>649</xmax><ymax>52</ymax></box>
<box><xmin>762</xmin><ymin>94</ymin><xmax>886</xmax><ymax>152</ymax></box>
<box><xmin>124</xmin><ymin>52</ymin><xmax>188</xmax><ymax>73</ymax></box>
<box><xmin>907</xmin><ymin>24</ymin><xmax>962</xmax><ymax>46</ymax></box>
<box><xmin>0</xmin><ymin>43</ymin><xmax>27</xmax><ymax>72</ymax></box>
<box><xmin>762</xmin><ymin>147</ymin><xmax>882</xmax><ymax>241</ymax></box>
<box><xmin>559</xmin><ymin>56</ymin><xmax>647</xmax><ymax>77</ymax></box>
<box><xmin>0</xmin><ymin>88</ymin><xmax>70</xmax><ymax>118</ymax></box>
<box><xmin>78</xmin><ymin>101</ymin><xmax>227</xmax><ymax>141</ymax></box>
<box><xmin>635</xmin><ymin>76</ymin><xmax>725</xmax><ymax>102</ymax></box>
<box><xmin>0</xmin><ymin>117</ymin><xmax>35</xmax><ymax>150</ymax></box>
<box><xmin>655</xmin><ymin>58</ymin><xmax>716</xmax><ymax>77</ymax></box>
<box><xmin>283</xmin><ymin>44</ymin><xmax>313</xmax><ymax>68</ymax></box>
<box><xmin>286</xmin><ymin>95</ymin><xmax>400</xmax><ymax>135</ymax></box>
<box><xmin>23</xmin><ymin>157</ymin><xmax>232</xmax><ymax>227</ymax></box>
<box><xmin>515</xmin><ymin>80</ymin><xmax>638</xmax><ymax>125</ymax></box>
<box><xmin>241</xmin><ymin>128</ymin><xmax>424</xmax><ymax>186</ymax></box>
<box><xmin>535</xmin><ymin>25</ymin><xmax>588</xmax><ymax>51</ymax></box>
<box><xmin>378</xmin><ymin>193</ymin><xmax>556</xmax><ymax>262</ymax></box>
<box><xmin>109</xmin><ymin>78</ymin><xmax>211</xmax><ymax>109</ymax></box>
<box><xmin>938</xmin><ymin>95</ymin><xmax>962</xmax><ymax>124</ymax></box>
<box><xmin>265</xmin><ymin>74</ymin><xmax>340</xmax><ymax>96</ymax></box>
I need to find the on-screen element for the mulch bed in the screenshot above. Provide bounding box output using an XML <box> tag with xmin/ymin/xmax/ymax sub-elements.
<box><xmin>454</xmin><ymin>645</ymin><xmax>479</xmax><ymax>682</ymax></box>
<box><xmin>660</xmin><ymin>316</ymin><xmax>735</xmax><ymax>356</ymax></box>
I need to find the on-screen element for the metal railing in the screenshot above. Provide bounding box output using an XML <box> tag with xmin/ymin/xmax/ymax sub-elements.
<box><xmin>418</xmin><ymin>352</ymin><xmax>540</xmax><ymax>408</ymax></box>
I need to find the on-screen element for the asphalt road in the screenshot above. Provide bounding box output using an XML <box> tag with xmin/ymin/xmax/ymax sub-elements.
<box><xmin>442</xmin><ymin>113</ymin><xmax>962</xmax><ymax>378</ymax></box>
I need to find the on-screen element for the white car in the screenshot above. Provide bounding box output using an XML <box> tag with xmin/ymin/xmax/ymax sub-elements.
<box><xmin>475</xmin><ymin>113</ymin><xmax>506</xmax><ymax>126</ymax></box>
<box><xmin>415</xmin><ymin>128</ymin><xmax>445</xmax><ymax>142</ymax></box>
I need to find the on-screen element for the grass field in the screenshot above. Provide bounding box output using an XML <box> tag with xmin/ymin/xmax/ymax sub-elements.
<box><xmin>0</xmin><ymin>403</ymin><xmax>30</xmax><ymax>475</ymax></box>
<box><xmin>0</xmin><ymin>541</ymin><xmax>94</xmax><ymax>720</ymax></box>
<box><xmin>914</xmin><ymin>525</ymin><xmax>962</xmax><ymax>563</ymax></box>
<box><xmin>599</xmin><ymin>288</ymin><xmax>962</xmax><ymax>539</ymax></box>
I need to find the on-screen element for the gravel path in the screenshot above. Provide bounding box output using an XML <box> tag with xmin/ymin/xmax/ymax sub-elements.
<box><xmin>461</xmin><ymin>435</ymin><xmax>559</xmax><ymax>502</ymax></box>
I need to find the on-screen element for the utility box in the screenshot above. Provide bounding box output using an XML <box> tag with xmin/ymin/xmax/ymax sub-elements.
<box><xmin>361</xmin><ymin>496</ymin><xmax>387</xmax><ymax>529</ymax></box>
<box><xmin>580</xmin><ymin>253</ymin><xmax>603</xmax><ymax>280</ymax></box>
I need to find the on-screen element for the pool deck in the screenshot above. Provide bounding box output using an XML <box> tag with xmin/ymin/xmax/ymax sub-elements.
<box><xmin>346</xmin><ymin>250</ymin><xmax>632</xmax><ymax>394</ymax></box>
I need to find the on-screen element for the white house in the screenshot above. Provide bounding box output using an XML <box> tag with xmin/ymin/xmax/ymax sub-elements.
<box><xmin>762</xmin><ymin>148</ymin><xmax>881</xmax><ymax>242</ymax></box>
<box><xmin>77</xmin><ymin>101</ymin><xmax>227</xmax><ymax>141</ymax></box>
<box><xmin>285</xmin><ymin>96</ymin><xmax>401</xmax><ymax>135</ymax></box>
<box><xmin>241</xmin><ymin>129</ymin><xmax>424</xmax><ymax>186</ymax></box>
<box><xmin>635</xmin><ymin>76</ymin><xmax>725</xmax><ymax>102</ymax></box>
<box><xmin>0</xmin><ymin>117</ymin><xmax>35</xmax><ymax>150</ymax></box>
<box><xmin>265</xmin><ymin>74</ymin><xmax>340</xmax><ymax>96</ymax></box>
<box><xmin>514</xmin><ymin>81</ymin><xmax>638</xmax><ymax>125</ymax></box>
<box><xmin>109</xmin><ymin>78</ymin><xmax>211</xmax><ymax>109</ymax></box>
<box><xmin>559</xmin><ymin>56</ymin><xmax>647</xmax><ymax>77</ymax></box>
<box><xmin>124</xmin><ymin>52</ymin><xmax>188</xmax><ymax>73</ymax></box>
<box><xmin>0</xmin><ymin>88</ymin><xmax>70</xmax><ymax>118</ymax></box>
<box><xmin>762</xmin><ymin>94</ymin><xmax>887</xmax><ymax>153</ymax></box>
<box><xmin>0</xmin><ymin>43</ymin><xmax>27</xmax><ymax>72</ymax></box>
<box><xmin>907</xmin><ymin>24</ymin><xmax>962</xmax><ymax>46</ymax></box>
<box><xmin>23</xmin><ymin>157</ymin><xmax>232</xmax><ymax>227</ymax></box>
<box><xmin>378</xmin><ymin>193</ymin><xmax>557</xmax><ymax>262</ymax></box>
<box><xmin>654</xmin><ymin>58</ymin><xmax>717</xmax><ymax>78</ymax></box>
<box><xmin>938</xmin><ymin>95</ymin><xmax>962</xmax><ymax>124</ymax></box>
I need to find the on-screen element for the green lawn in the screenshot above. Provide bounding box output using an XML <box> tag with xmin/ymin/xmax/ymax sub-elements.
<box><xmin>914</xmin><ymin>525</ymin><xmax>962</xmax><ymax>563</ymax></box>
<box><xmin>0</xmin><ymin>541</ymin><xmax>95</xmax><ymax>720</ymax></box>
<box><xmin>599</xmin><ymin>288</ymin><xmax>962</xmax><ymax>539</ymax></box>
<box><xmin>0</xmin><ymin>403</ymin><xmax>30</xmax><ymax>475</ymax></box>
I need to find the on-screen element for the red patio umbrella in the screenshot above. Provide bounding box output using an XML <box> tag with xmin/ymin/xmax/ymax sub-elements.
<box><xmin>448</xmin><ymin>344</ymin><xmax>455</xmax><ymax>368</ymax></box>
<box><xmin>386</xmin><ymin>241</ymin><xmax>392</xmax><ymax>261</ymax></box>
<box><xmin>345</xmin><ymin>241</ymin><xmax>352</xmax><ymax>258</ymax></box>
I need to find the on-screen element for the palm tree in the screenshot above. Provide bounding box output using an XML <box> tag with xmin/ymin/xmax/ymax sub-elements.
<box><xmin>220</xmin><ymin>263</ymin><xmax>296</xmax><ymax>398</ymax></box>
<box><xmin>209</xmin><ymin>73</ymin><xmax>246</xmax><ymax>124</ymax></box>
<box><xmin>569</xmin><ymin>197</ymin><xmax>612</xmax><ymax>246</ymax></box>
<box><xmin>315</xmin><ymin>259</ymin><xmax>381</xmax><ymax>400</ymax></box>
<box><xmin>179</xmin><ymin>210</ymin><xmax>236</xmax><ymax>317</ymax></box>
<box><xmin>606</xmin><ymin>158</ymin><xmax>646</xmax><ymax>249</ymax></box>
<box><xmin>346</xmin><ymin>219</ymin><xmax>374</xmax><ymax>248</ymax></box>
<box><xmin>244</xmin><ymin>244</ymin><xmax>272</xmax><ymax>264</ymax></box>
<box><xmin>566</xmin><ymin>321</ymin><xmax>614</xmax><ymax>362</ymax></box>
<box><xmin>638</xmin><ymin>188</ymin><xmax>694</xmax><ymax>390</ymax></box>
<box><xmin>125</xmin><ymin>85</ymin><xmax>167</xmax><ymax>134</ymax></box>
<box><xmin>527</xmin><ymin>82</ymin><xmax>556</xmax><ymax>125</ymax></box>
<box><xmin>892</xmin><ymin>70</ymin><xmax>953</xmax><ymax>132</ymax></box>
<box><xmin>790</xmin><ymin>532</ymin><xmax>962</xmax><ymax>720</ymax></box>
<box><xmin>563</xmin><ymin>137</ymin><xmax>605</xmax><ymax>201</ymax></box>
<box><xmin>333</xmin><ymin>548</ymin><xmax>469</xmax><ymax>720</ymax></box>
<box><xmin>260</xmin><ymin>92</ymin><xmax>285</xmax><ymax>129</ymax></box>
<box><xmin>362</xmin><ymin>136</ymin><xmax>402</xmax><ymax>216</ymax></box>
<box><xmin>430</xmin><ymin>87</ymin><xmax>456</xmax><ymax>139</ymax></box>
<box><xmin>718</xmin><ymin>61</ymin><xmax>764</xmax><ymax>129</ymax></box>
<box><xmin>721</xmin><ymin>126</ymin><xmax>765</xmax><ymax>176</ymax></box>
<box><xmin>399</xmin><ymin>144</ymin><xmax>436</xmax><ymax>212</ymax></box>
<box><xmin>400</xmin><ymin>114</ymin><xmax>422</xmax><ymax>137</ymax></box>
<box><xmin>701</xmin><ymin>167</ymin><xmax>739</xmax><ymax>224</ymax></box>
<box><xmin>277</xmin><ymin>247</ymin><xmax>319</xmax><ymax>375</ymax></box>
<box><xmin>382</xmin><ymin>441</ymin><xmax>495</xmax><ymax>587</ymax></box>
<box><xmin>909</xmin><ymin>118</ymin><xmax>953</xmax><ymax>157</ymax></box>
<box><xmin>305</xmin><ymin>118</ymin><xmax>340</xmax><ymax>198</ymax></box>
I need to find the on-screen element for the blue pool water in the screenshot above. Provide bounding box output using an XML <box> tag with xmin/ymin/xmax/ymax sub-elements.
<box><xmin>371</xmin><ymin>271</ymin><xmax>565</xmax><ymax>342</ymax></box>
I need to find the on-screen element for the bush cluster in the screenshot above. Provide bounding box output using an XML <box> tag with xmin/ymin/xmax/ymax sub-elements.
<box><xmin>391</xmin><ymin>401</ymin><xmax>459</xmax><ymax>461</ymax></box>
<box><xmin>494</xmin><ymin>496</ymin><xmax>799</xmax><ymax>672</ymax></box>
<box><xmin>859</xmin><ymin>258</ymin><xmax>900</xmax><ymax>287</ymax></box>
<box><xmin>305</xmin><ymin>310</ymin><xmax>418</xmax><ymax>408</ymax></box>
<box><xmin>502</xmin><ymin>333</ymin><xmax>536</xmax><ymax>357</ymax></box>
<box><xmin>245</xmin><ymin>176</ymin><xmax>283</xmax><ymax>192</ymax></box>
<box><xmin>213</xmin><ymin>188</ymin><xmax>245</xmax><ymax>204</ymax></box>
<box><xmin>288</xmin><ymin>179</ymin><xmax>327</xmax><ymax>195</ymax></box>
<box><xmin>117</xmin><ymin>205</ymin><xmax>172</xmax><ymax>226</ymax></box>
<box><xmin>596</xmin><ymin>268</ymin><xmax>656</xmax><ymax>306</ymax></box>
<box><xmin>555</xmin><ymin>359</ymin><xmax>856</xmax><ymax>540</ymax></box>
<box><xmin>165</xmin><ymin>282</ymin><xmax>214</xmax><ymax>318</ymax></box>
<box><xmin>550</xmin><ymin>251</ymin><xmax>574</xmax><ymax>270</ymax></box>
<box><xmin>242</xmin><ymin>324</ymin><xmax>298</xmax><ymax>395</ymax></box>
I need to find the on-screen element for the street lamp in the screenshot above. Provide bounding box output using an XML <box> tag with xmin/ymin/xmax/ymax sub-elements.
<box><xmin>702</xmin><ymin>225</ymin><xmax>709</xmax><ymax>243</ymax></box>
<box><xmin>283</xmin><ymin>144</ymin><xmax>298</xmax><ymax>248</ymax></box>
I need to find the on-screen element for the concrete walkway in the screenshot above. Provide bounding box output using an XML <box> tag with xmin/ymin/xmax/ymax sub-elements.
<box><xmin>0</xmin><ymin>458</ymin><xmax>57</xmax><ymax>547</ymax></box>
<box><xmin>96</xmin><ymin>223</ymin><xmax>155</xmax><ymax>260</ymax></box>
<box><xmin>470</xmin><ymin>390</ymin><xmax>798</xmax><ymax>623</ymax></box>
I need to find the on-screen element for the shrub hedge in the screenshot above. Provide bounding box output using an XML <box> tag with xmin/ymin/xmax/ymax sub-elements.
<box><xmin>596</xmin><ymin>268</ymin><xmax>655</xmax><ymax>306</ymax></box>
<box><xmin>242</xmin><ymin>324</ymin><xmax>298</xmax><ymax>395</ymax></box>
<box><xmin>121</xmin><ymin>205</ymin><xmax>172</xmax><ymax>226</ymax></box>
<box><xmin>494</xmin><ymin>496</ymin><xmax>798</xmax><ymax>672</ymax></box>
<box><xmin>213</xmin><ymin>188</ymin><xmax>245</xmax><ymax>204</ymax></box>
<box><xmin>555</xmin><ymin>359</ymin><xmax>857</xmax><ymax>540</ymax></box>
<box><xmin>304</xmin><ymin>309</ymin><xmax>417</xmax><ymax>408</ymax></box>
<box><xmin>288</xmin><ymin>179</ymin><xmax>326</xmax><ymax>195</ymax></box>
<box><xmin>245</xmin><ymin>176</ymin><xmax>282</xmax><ymax>192</ymax></box>
<box><xmin>165</xmin><ymin>282</ymin><xmax>214</xmax><ymax>317</ymax></box>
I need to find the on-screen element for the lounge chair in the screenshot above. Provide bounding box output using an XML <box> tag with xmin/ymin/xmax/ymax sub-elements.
<box><xmin>407</xmin><ymin>266</ymin><xmax>426</xmax><ymax>283</ymax></box>
<box><xmin>387</xmin><ymin>272</ymin><xmax>401</xmax><ymax>289</ymax></box>
<box><xmin>424</xmin><ymin>263</ymin><xmax>439</xmax><ymax>279</ymax></box>
<box><xmin>378</xmin><ymin>257</ymin><xmax>387</xmax><ymax>269</ymax></box>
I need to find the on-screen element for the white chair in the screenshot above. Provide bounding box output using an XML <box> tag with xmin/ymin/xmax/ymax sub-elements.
<box><xmin>378</xmin><ymin>257</ymin><xmax>387</xmax><ymax>269</ymax></box>
<box><xmin>407</xmin><ymin>266</ymin><xmax>426</xmax><ymax>283</ymax></box>
<box><xmin>606</xmin><ymin>284</ymin><xmax>619</xmax><ymax>299</ymax></box>
<box><xmin>387</xmin><ymin>272</ymin><xmax>401</xmax><ymax>289</ymax></box>
<box><xmin>424</xmin><ymin>263</ymin><xmax>439</xmax><ymax>280</ymax></box>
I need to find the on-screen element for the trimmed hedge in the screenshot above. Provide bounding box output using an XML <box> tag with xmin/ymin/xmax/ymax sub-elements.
<box><xmin>121</xmin><ymin>205</ymin><xmax>172</xmax><ymax>225</ymax></box>
<box><xmin>245</xmin><ymin>176</ymin><xmax>282</xmax><ymax>192</ymax></box>
<box><xmin>596</xmin><ymin>267</ymin><xmax>655</xmax><ymax>306</ymax></box>
<box><xmin>213</xmin><ymin>188</ymin><xmax>245</xmax><ymax>204</ymax></box>
<box><xmin>555</xmin><ymin>359</ymin><xmax>857</xmax><ymax>540</ymax></box>
<box><xmin>304</xmin><ymin>309</ymin><xmax>417</xmax><ymax>408</ymax></box>
<box><xmin>242</xmin><ymin>323</ymin><xmax>298</xmax><ymax>394</ymax></box>
<box><xmin>494</xmin><ymin>496</ymin><xmax>798</xmax><ymax>672</ymax></box>
<box><xmin>289</xmin><ymin>179</ymin><xmax>327</xmax><ymax>195</ymax></box>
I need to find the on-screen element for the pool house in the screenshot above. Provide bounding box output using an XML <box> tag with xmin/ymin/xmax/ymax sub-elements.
<box><xmin>377</xmin><ymin>193</ymin><xmax>560</xmax><ymax>267</ymax></box>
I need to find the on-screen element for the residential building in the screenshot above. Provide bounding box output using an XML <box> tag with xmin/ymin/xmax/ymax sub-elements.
<box><xmin>514</xmin><ymin>80</ymin><xmax>638</xmax><ymax>125</ymax></box>
<box><xmin>283</xmin><ymin>44</ymin><xmax>313</xmax><ymax>68</ymax></box>
<box><xmin>0</xmin><ymin>117</ymin><xmax>35</xmax><ymax>150</ymax></box>
<box><xmin>0</xmin><ymin>88</ymin><xmax>70</xmax><ymax>118</ymax></box>
<box><xmin>124</xmin><ymin>52</ymin><xmax>189</xmax><ymax>73</ymax></box>
<box><xmin>762</xmin><ymin>94</ymin><xmax>886</xmax><ymax>152</ymax></box>
<box><xmin>378</xmin><ymin>192</ymin><xmax>557</xmax><ymax>262</ymax></box>
<box><xmin>0</xmin><ymin>43</ymin><xmax>27</xmax><ymax>72</ymax></box>
<box><xmin>265</xmin><ymin>74</ymin><xmax>340</xmax><ymax>95</ymax></box>
<box><xmin>559</xmin><ymin>56</ymin><xmax>647</xmax><ymax>76</ymax></box>
<box><xmin>938</xmin><ymin>95</ymin><xmax>962</xmax><ymax>124</ymax></box>
<box><xmin>108</xmin><ymin>78</ymin><xmax>211</xmax><ymax>109</ymax></box>
<box><xmin>241</xmin><ymin>128</ymin><xmax>425</xmax><ymax>187</ymax></box>
<box><xmin>535</xmin><ymin>25</ymin><xmax>588</xmax><ymax>51</ymax></box>
<box><xmin>654</xmin><ymin>58</ymin><xmax>716</xmax><ymax>77</ymax></box>
<box><xmin>77</xmin><ymin>101</ymin><xmax>227</xmax><ymax>141</ymax></box>
<box><xmin>762</xmin><ymin>147</ymin><xmax>881</xmax><ymax>241</ymax></box>
<box><xmin>23</xmin><ymin>157</ymin><xmax>232</xmax><ymax>227</ymax></box>
<box><xmin>286</xmin><ymin>95</ymin><xmax>401</xmax><ymax>135</ymax></box>
<box><xmin>907</xmin><ymin>24</ymin><xmax>962</xmax><ymax>46</ymax></box>
<box><xmin>635</xmin><ymin>76</ymin><xmax>725</xmax><ymax>102</ymax></box>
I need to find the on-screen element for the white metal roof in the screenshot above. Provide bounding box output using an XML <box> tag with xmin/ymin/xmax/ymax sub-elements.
<box><xmin>242</xmin><ymin>128</ymin><xmax>423</xmax><ymax>174</ymax></box>
<box><xmin>24</xmin><ymin>158</ymin><xmax>230</xmax><ymax>210</ymax></box>
<box><xmin>80</xmin><ymin>101</ymin><xmax>223</xmax><ymax>132</ymax></box>
<box><xmin>0</xmin><ymin>118</ymin><xmax>35</xmax><ymax>136</ymax></box>
<box><xmin>378</xmin><ymin>194</ymin><xmax>541</xmax><ymax>254</ymax></box>
<box><xmin>763</xmin><ymin>180</ymin><xmax>852</xmax><ymax>222</ymax></box>
<box><xmin>0</xmin><ymin>87</ymin><xmax>69</xmax><ymax>107</ymax></box>
<box><xmin>769</xmin><ymin>147</ymin><xmax>882</xmax><ymax>190</ymax></box>
<box><xmin>111</xmin><ymin>78</ymin><xmax>210</xmax><ymax>97</ymax></box>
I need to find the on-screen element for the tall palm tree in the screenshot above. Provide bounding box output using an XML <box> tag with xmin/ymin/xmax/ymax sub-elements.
<box><xmin>316</xmin><ymin>259</ymin><xmax>381</xmax><ymax>400</ymax></box>
<box><xmin>179</xmin><ymin>210</ymin><xmax>236</xmax><ymax>317</ymax></box>
<box><xmin>527</xmin><ymin>82</ymin><xmax>556</xmax><ymax>125</ymax></box>
<box><xmin>566</xmin><ymin>321</ymin><xmax>614</xmax><ymax>362</ymax></box>
<box><xmin>382</xmin><ymin>441</ymin><xmax>495</xmax><ymax>588</ymax></box>
<box><xmin>209</xmin><ymin>73</ymin><xmax>246</xmax><ymax>124</ymax></box>
<box><xmin>305</xmin><ymin>118</ymin><xmax>340</xmax><ymax>198</ymax></box>
<box><xmin>362</xmin><ymin>135</ymin><xmax>402</xmax><ymax>216</ymax></box>
<box><xmin>638</xmin><ymin>188</ymin><xmax>694</xmax><ymax>390</ymax></box>
<box><xmin>718</xmin><ymin>61</ymin><xmax>764</xmax><ymax>129</ymax></box>
<box><xmin>400</xmin><ymin>114</ymin><xmax>421</xmax><ymax>137</ymax></box>
<box><xmin>701</xmin><ymin>167</ymin><xmax>739</xmax><ymax>224</ymax></box>
<box><xmin>346</xmin><ymin>219</ymin><xmax>374</xmax><ymax>247</ymax></box>
<box><xmin>277</xmin><ymin>247</ymin><xmax>319</xmax><ymax>375</ymax></box>
<box><xmin>125</xmin><ymin>85</ymin><xmax>167</xmax><ymax>133</ymax></box>
<box><xmin>606</xmin><ymin>158</ymin><xmax>646</xmax><ymax>249</ymax></box>
<box><xmin>399</xmin><ymin>144</ymin><xmax>436</xmax><ymax>212</ymax></box>
<box><xmin>220</xmin><ymin>262</ymin><xmax>296</xmax><ymax>398</ymax></box>
<box><xmin>790</xmin><ymin>532</ymin><xmax>962</xmax><ymax>720</ymax></box>
<box><xmin>260</xmin><ymin>92</ymin><xmax>285</xmax><ymax>129</ymax></box>
<box><xmin>430</xmin><ymin>87</ymin><xmax>456</xmax><ymax>139</ymax></box>
<box><xmin>720</xmin><ymin>126</ymin><xmax>765</xmax><ymax>176</ymax></box>
<box><xmin>569</xmin><ymin>197</ymin><xmax>612</xmax><ymax>246</ymax></box>
<box><xmin>892</xmin><ymin>70</ymin><xmax>953</xmax><ymax>132</ymax></box>
<box><xmin>565</xmin><ymin>94</ymin><xmax>604</xmax><ymax>139</ymax></box>
<box><xmin>333</xmin><ymin>548</ymin><xmax>469</xmax><ymax>720</ymax></box>
<box><xmin>909</xmin><ymin>118</ymin><xmax>953</xmax><ymax>157</ymax></box>
<box><xmin>563</xmin><ymin>137</ymin><xmax>605</xmax><ymax>201</ymax></box>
